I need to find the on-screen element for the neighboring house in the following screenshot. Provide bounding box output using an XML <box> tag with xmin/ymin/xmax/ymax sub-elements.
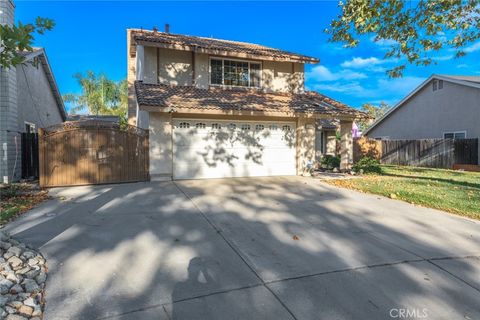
<box><xmin>128</xmin><ymin>27</ymin><xmax>364</xmax><ymax>180</ymax></box>
<box><xmin>364</xmin><ymin>74</ymin><xmax>480</xmax><ymax>163</ymax></box>
<box><xmin>0</xmin><ymin>0</ymin><xmax>66</xmax><ymax>182</ymax></box>
<box><xmin>67</xmin><ymin>114</ymin><xmax>120</xmax><ymax>123</ymax></box>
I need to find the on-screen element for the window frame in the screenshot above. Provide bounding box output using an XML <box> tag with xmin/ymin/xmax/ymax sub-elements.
<box><xmin>433</xmin><ymin>79</ymin><xmax>444</xmax><ymax>91</ymax></box>
<box><xmin>209</xmin><ymin>57</ymin><xmax>262</xmax><ymax>88</ymax></box>
<box><xmin>443</xmin><ymin>131</ymin><xmax>467</xmax><ymax>139</ymax></box>
<box><xmin>178</xmin><ymin>122</ymin><xmax>190</xmax><ymax>129</ymax></box>
<box><xmin>25</xmin><ymin>122</ymin><xmax>36</xmax><ymax>133</ymax></box>
<box><xmin>195</xmin><ymin>122</ymin><xmax>206</xmax><ymax>129</ymax></box>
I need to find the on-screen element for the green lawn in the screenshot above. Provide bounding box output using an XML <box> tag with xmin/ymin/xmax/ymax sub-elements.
<box><xmin>326</xmin><ymin>165</ymin><xmax>480</xmax><ymax>220</ymax></box>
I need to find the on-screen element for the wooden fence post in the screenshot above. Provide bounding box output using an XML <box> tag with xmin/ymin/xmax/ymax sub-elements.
<box><xmin>38</xmin><ymin>128</ymin><xmax>46</xmax><ymax>188</ymax></box>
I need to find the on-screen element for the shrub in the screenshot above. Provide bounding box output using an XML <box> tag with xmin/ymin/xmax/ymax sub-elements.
<box><xmin>353</xmin><ymin>157</ymin><xmax>382</xmax><ymax>174</ymax></box>
<box><xmin>320</xmin><ymin>155</ymin><xmax>340</xmax><ymax>170</ymax></box>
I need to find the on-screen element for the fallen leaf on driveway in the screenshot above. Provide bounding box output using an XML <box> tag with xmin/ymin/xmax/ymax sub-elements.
<box><xmin>292</xmin><ymin>235</ymin><xmax>300</xmax><ymax>240</ymax></box>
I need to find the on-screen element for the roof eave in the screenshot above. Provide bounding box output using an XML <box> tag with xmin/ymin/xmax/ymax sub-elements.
<box><xmin>134</xmin><ymin>40</ymin><xmax>319</xmax><ymax>64</ymax></box>
<box><xmin>138</xmin><ymin>103</ymin><xmax>358</xmax><ymax>120</ymax></box>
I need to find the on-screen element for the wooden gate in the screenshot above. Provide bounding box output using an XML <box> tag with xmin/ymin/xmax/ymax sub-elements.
<box><xmin>39</xmin><ymin>121</ymin><xmax>149</xmax><ymax>187</ymax></box>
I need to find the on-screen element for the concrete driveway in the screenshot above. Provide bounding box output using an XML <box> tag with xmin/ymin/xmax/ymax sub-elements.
<box><xmin>5</xmin><ymin>176</ymin><xmax>480</xmax><ymax>320</ymax></box>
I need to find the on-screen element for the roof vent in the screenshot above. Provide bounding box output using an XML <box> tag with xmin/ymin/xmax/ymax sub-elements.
<box><xmin>165</xmin><ymin>23</ymin><xmax>170</xmax><ymax>33</ymax></box>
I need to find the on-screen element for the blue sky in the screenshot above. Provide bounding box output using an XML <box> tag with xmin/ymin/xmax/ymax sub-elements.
<box><xmin>16</xmin><ymin>1</ymin><xmax>480</xmax><ymax>111</ymax></box>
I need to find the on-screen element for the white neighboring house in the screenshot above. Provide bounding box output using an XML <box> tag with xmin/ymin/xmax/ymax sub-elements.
<box><xmin>0</xmin><ymin>0</ymin><xmax>66</xmax><ymax>182</ymax></box>
<box><xmin>364</xmin><ymin>75</ymin><xmax>480</xmax><ymax>163</ymax></box>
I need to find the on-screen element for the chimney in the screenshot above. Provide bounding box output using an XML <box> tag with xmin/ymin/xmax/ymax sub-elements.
<box><xmin>0</xmin><ymin>0</ymin><xmax>15</xmax><ymax>27</ymax></box>
<box><xmin>165</xmin><ymin>23</ymin><xmax>170</xmax><ymax>33</ymax></box>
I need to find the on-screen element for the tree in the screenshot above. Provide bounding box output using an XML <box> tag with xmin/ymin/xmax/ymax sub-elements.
<box><xmin>0</xmin><ymin>17</ymin><xmax>55</xmax><ymax>68</ymax></box>
<box><xmin>63</xmin><ymin>71</ymin><xmax>128</xmax><ymax>125</ymax></box>
<box><xmin>357</xmin><ymin>102</ymin><xmax>391</xmax><ymax>132</ymax></box>
<box><xmin>325</xmin><ymin>0</ymin><xmax>480</xmax><ymax>77</ymax></box>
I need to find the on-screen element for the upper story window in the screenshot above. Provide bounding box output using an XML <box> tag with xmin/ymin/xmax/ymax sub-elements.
<box><xmin>444</xmin><ymin>131</ymin><xmax>466</xmax><ymax>139</ymax></box>
<box><xmin>433</xmin><ymin>79</ymin><xmax>444</xmax><ymax>91</ymax></box>
<box><xmin>210</xmin><ymin>58</ymin><xmax>261</xmax><ymax>88</ymax></box>
<box><xmin>25</xmin><ymin>122</ymin><xmax>36</xmax><ymax>133</ymax></box>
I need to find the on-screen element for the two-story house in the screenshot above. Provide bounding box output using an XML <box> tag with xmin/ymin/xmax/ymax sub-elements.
<box><xmin>127</xmin><ymin>28</ymin><xmax>364</xmax><ymax>180</ymax></box>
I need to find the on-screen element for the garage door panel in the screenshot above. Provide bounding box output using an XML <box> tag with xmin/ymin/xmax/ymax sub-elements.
<box><xmin>174</xmin><ymin>162</ymin><xmax>296</xmax><ymax>180</ymax></box>
<box><xmin>173</xmin><ymin>120</ymin><xmax>296</xmax><ymax>180</ymax></box>
<box><xmin>175</xmin><ymin>146</ymin><xmax>294</xmax><ymax>164</ymax></box>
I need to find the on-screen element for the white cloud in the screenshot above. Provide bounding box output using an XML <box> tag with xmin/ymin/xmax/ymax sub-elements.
<box><xmin>370</xmin><ymin>36</ymin><xmax>398</xmax><ymax>48</ymax></box>
<box><xmin>313</xmin><ymin>81</ymin><xmax>368</xmax><ymax>95</ymax></box>
<box><xmin>340</xmin><ymin>57</ymin><xmax>387</xmax><ymax>69</ymax></box>
<box><xmin>465</xmin><ymin>41</ymin><xmax>480</xmax><ymax>53</ymax></box>
<box><xmin>456</xmin><ymin>64</ymin><xmax>468</xmax><ymax>69</ymax></box>
<box><xmin>433</xmin><ymin>54</ymin><xmax>454</xmax><ymax>61</ymax></box>
<box><xmin>311</xmin><ymin>76</ymin><xmax>424</xmax><ymax>101</ymax></box>
<box><xmin>307</xmin><ymin>65</ymin><xmax>367</xmax><ymax>81</ymax></box>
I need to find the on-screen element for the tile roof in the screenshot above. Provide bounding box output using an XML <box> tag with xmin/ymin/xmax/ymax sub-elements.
<box><xmin>131</xmin><ymin>29</ymin><xmax>319</xmax><ymax>64</ymax></box>
<box><xmin>135</xmin><ymin>81</ymin><xmax>365</xmax><ymax>118</ymax></box>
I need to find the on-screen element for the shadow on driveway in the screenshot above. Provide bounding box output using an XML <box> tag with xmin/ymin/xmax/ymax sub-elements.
<box><xmin>4</xmin><ymin>176</ymin><xmax>480</xmax><ymax>319</ymax></box>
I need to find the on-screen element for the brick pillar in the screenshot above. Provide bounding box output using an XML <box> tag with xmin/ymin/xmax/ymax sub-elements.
<box><xmin>340</xmin><ymin>120</ymin><xmax>353</xmax><ymax>170</ymax></box>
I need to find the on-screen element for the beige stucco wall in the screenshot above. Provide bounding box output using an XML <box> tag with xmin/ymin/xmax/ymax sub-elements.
<box><xmin>127</xmin><ymin>30</ymin><xmax>137</xmax><ymax>124</ymax></box>
<box><xmin>149</xmin><ymin>113</ymin><xmax>173</xmax><ymax>179</ymax></box>
<box><xmin>296</xmin><ymin>117</ymin><xmax>316</xmax><ymax>175</ymax></box>
<box><xmin>195</xmin><ymin>53</ymin><xmax>209</xmax><ymax>89</ymax></box>
<box><xmin>325</xmin><ymin>132</ymin><xmax>337</xmax><ymax>155</ymax></box>
<box><xmin>158</xmin><ymin>48</ymin><xmax>193</xmax><ymax>86</ymax></box>
<box><xmin>263</xmin><ymin>61</ymin><xmax>304</xmax><ymax>93</ymax></box>
<box><xmin>367</xmin><ymin>80</ymin><xmax>480</xmax><ymax>140</ymax></box>
<box><xmin>340</xmin><ymin>121</ymin><xmax>353</xmax><ymax>170</ymax></box>
<box><xmin>143</xmin><ymin>46</ymin><xmax>158</xmax><ymax>84</ymax></box>
<box><xmin>140</xmin><ymin>46</ymin><xmax>305</xmax><ymax>93</ymax></box>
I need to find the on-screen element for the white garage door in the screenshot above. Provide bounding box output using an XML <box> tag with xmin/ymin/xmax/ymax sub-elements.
<box><xmin>173</xmin><ymin>119</ymin><xmax>296</xmax><ymax>179</ymax></box>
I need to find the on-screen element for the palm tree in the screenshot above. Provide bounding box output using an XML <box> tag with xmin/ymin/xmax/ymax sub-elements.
<box><xmin>63</xmin><ymin>71</ymin><xmax>127</xmax><ymax>124</ymax></box>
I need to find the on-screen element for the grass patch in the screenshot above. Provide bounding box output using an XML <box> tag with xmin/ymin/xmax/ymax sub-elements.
<box><xmin>0</xmin><ymin>184</ymin><xmax>50</xmax><ymax>225</ymax></box>
<box><xmin>326</xmin><ymin>165</ymin><xmax>480</xmax><ymax>220</ymax></box>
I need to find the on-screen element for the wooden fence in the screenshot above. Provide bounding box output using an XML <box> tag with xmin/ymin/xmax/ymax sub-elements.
<box><xmin>39</xmin><ymin>121</ymin><xmax>149</xmax><ymax>187</ymax></box>
<box><xmin>353</xmin><ymin>138</ymin><xmax>478</xmax><ymax>169</ymax></box>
